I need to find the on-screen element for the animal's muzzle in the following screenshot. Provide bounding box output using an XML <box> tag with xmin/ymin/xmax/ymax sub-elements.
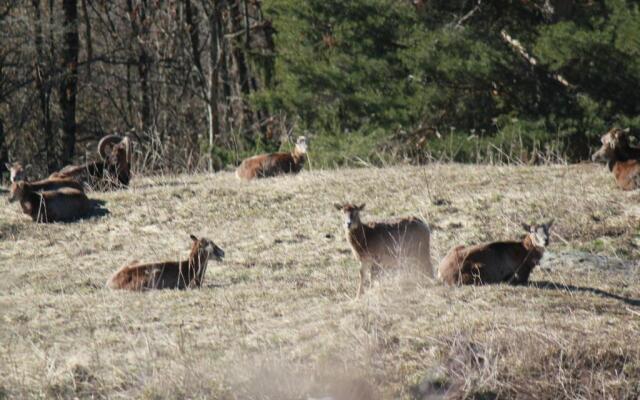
<box><xmin>214</xmin><ymin>247</ymin><xmax>225</xmax><ymax>260</ymax></box>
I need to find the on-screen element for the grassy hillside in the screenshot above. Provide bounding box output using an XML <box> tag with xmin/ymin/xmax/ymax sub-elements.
<box><xmin>1</xmin><ymin>164</ymin><xmax>639</xmax><ymax>399</ymax></box>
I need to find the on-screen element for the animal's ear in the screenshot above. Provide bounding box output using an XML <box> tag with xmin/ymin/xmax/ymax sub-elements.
<box><xmin>358</xmin><ymin>203</ymin><xmax>366</xmax><ymax>211</ymax></box>
<box><xmin>190</xmin><ymin>234</ymin><xmax>198</xmax><ymax>242</ymax></box>
<box><xmin>545</xmin><ymin>219</ymin><xmax>554</xmax><ymax>229</ymax></box>
<box><xmin>4</xmin><ymin>163</ymin><xmax>10</xmax><ymax>170</ymax></box>
<box><xmin>521</xmin><ymin>223</ymin><xmax>531</xmax><ymax>232</ymax></box>
<box><xmin>25</xmin><ymin>164</ymin><xmax>32</xmax><ymax>171</ymax></box>
<box><xmin>333</xmin><ymin>203</ymin><xmax>343</xmax><ymax>211</ymax></box>
<box><xmin>623</xmin><ymin>127</ymin><xmax>631</xmax><ymax>133</ymax></box>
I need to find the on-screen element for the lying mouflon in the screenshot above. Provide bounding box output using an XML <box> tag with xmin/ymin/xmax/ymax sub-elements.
<box><xmin>437</xmin><ymin>221</ymin><xmax>553</xmax><ymax>286</ymax></box>
<box><xmin>106</xmin><ymin>235</ymin><xmax>225</xmax><ymax>291</ymax></box>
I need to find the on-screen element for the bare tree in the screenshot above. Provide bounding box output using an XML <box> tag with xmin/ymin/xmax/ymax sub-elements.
<box><xmin>59</xmin><ymin>0</ymin><xmax>79</xmax><ymax>166</ymax></box>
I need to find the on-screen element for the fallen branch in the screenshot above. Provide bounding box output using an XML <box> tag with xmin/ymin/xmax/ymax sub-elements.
<box><xmin>500</xmin><ymin>29</ymin><xmax>574</xmax><ymax>89</ymax></box>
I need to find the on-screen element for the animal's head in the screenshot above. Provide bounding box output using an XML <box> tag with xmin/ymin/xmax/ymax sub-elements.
<box><xmin>5</xmin><ymin>162</ymin><xmax>29</xmax><ymax>183</ymax></box>
<box><xmin>522</xmin><ymin>220</ymin><xmax>554</xmax><ymax>248</ymax></box>
<box><xmin>294</xmin><ymin>136</ymin><xmax>308</xmax><ymax>155</ymax></box>
<box><xmin>8</xmin><ymin>181</ymin><xmax>27</xmax><ymax>203</ymax></box>
<box><xmin>592</xmin><ymin>127</ymin><xmax>630</xmax><ymax>163</ymax></box>
<box><xmin>98</xmin><ymin>135</ymin><xmax>132</xmax><ymax>173</ymax></box>
<box><xmin>334</xmin><ymin>203</ymin><xmax>365</xmax><ymax>230</ymax></box>
<box><xmin>190</xmin><ymin>234</ymin><xmax>225</xmax><ymax>262</ymax></box>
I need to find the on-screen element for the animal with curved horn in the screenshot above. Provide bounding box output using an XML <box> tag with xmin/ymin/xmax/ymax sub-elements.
<box><xmin>591</xmin><ymin>127</ymin><xmax>640</xmax><ymax>191</ymax></box>
<box><xmin>50</xmin><ymin>134</ymin><xmax>132</xmax><ymax>190</ymax></box>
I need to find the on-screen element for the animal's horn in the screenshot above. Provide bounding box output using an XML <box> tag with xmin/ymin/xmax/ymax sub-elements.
<box><xmin>97</xmin><ymin>134</ymin><xmax>123</xmax><ymax>160</ymax></box>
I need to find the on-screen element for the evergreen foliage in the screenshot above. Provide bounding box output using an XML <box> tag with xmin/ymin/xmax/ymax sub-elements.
<box><xmin>259</xmin><ymin>0</ymin><xmax>640</xmax><ymax>164</ymax></box>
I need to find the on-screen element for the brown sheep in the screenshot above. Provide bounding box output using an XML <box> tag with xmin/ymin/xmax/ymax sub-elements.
<box><xmin>236</xmin><ymin>136</ymin><xmax>308</xmax><ymax>180</ymax></box>
<box><xmin>592</xmin><ymin>127</ymin><xmax>640</xmax><ymax>190</ymax></box>
<box><xmin>10</xmin><ymin>177</ymin><xmax>84</xmax><ymax>194</ymax></box>
<box><xmin>334</xmin><ymin>203</ymin><xmax>432</xmax><ymax>297</ymax></box>
<box><xmin>106</xmin><ymin>235</ymin><xmax>225</xmax><ymax>291</ymax></box>
<box><xmin>5</xmin><ymin>162</ymin><xmax>84</xmax><ymax>192</ymax></box>
<box><xmin>9</xmin><ymin>181</ymin><xmax>90</xmax><ymax>223</ymax></box>
<box><xmin>437</xmin><ymin>221</ymin><xmax>553</xmax><ymax>286</ymax></box>
<box><xmin>50</xmin><ymin>135</ymin><xmax>132</xmax><ymax>189</ymax></box>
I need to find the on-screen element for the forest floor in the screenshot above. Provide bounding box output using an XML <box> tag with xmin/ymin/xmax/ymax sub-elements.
<box><xmin>1</xmin><ymin>163</ymin><xmax>640</xmax><ymax>399</ymax></box>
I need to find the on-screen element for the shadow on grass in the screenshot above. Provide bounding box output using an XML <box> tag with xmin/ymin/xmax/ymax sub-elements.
<box><xmin>531</xmin><ymin>280</ymin><xmax>640</xmax><ymax>307</ymax></box>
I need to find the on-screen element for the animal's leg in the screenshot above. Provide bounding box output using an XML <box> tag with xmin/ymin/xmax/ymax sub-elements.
<box><xmin>510</xmin><ymin>265</ymin><xmax>533</xmax><ymax>285</ymax></box>
<box><xmin>371</xmin><ymin>263</ymin><xmax>382</xmax><ymax>282</ymax></box>
<box><xmin>356</xmin><ymin>263</ymin><xmax>369</xmax><ymax>298</ymax></box>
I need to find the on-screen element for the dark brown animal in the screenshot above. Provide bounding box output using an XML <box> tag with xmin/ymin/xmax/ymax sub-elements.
<box><xmin>51</xmin><ymin>135</ymin><xmax>132</xmax><ymax>189</ymax></box>
<box><xmin>5</xmin><ymin>161</ymin><xmax>84</xmax><ymax>192</ymax></box>
<box><xmin>592</xmin><ymin>127</ymin><xmax>640</xmax><ymax>190</ymax></box>
<box><xmin>106</xmin><ymin>235</ymin><xmax>225</xmax><ymax>291</ymax></box>
<box><xmin>437</xmin><ymin>221</ymin><xmax>553</xmax><ymax>286</ymax></box>
<box><xmin>236</xmin><ymin>136</ymin><xmax>308</xmax><ymax>180</ymax></box>
<box><xmin>9</xmin><ymin>181</ymin><xmax>90</xmax><ymax>223</ymax></box>
<box><xmin>335</xmin><ymin>203</ymin><xmax>432</xmax><ymax>297</ymax></box>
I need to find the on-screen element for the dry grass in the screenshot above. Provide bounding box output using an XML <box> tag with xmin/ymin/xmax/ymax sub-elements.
<box><xmin>1</xmin><ymin>163</ymin><xmax>639</xmax><ymax>399</ymax></box>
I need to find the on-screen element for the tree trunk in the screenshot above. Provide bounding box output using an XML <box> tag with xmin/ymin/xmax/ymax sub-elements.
<box><xmin>207</xmin><ymin>3</ymin><xmax>221</xmax><ymax>170</ymax></box>
<box><xmin>0</xmin><ymin>118</ymin><xmax>7</xmax><ymax>178</ymax></box>
<box><xmin>184</xmin><ymin>0</ymin><xmax>204</xmax><ymax>150</ymax></box>
<box><xmin>32</xmin><ymin>0</ymin><xmax>55</xmax><ymax>173</ymax></box>
<box><xmin>128</xmin><ymin>0</ymin><xmax>152</xmax><ymax>135</ymax></box>
<box><xmin>60</xmin><ymin>0</ymin><xmax>79</xmax><ymax>166</ymax></box>
<box><xmin>80</xmin><ymin>0</ymin><xmax>92</xmax><ymax>79</ymax></box>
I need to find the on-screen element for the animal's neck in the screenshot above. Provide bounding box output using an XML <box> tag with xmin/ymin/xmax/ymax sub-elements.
<box><xmin>522</xmin><ymin>235</ymin><xmax>544</xmax><ymax>258</ymax></box>
<box><xmin>292</xmin><ymin>150</ymin><xmax>306</xmax><ymax>164</ymax></box>
<box><xmin>614</xmin><ymin>144</ymin><xmax>640</xmax><ymax>162</ymax></box>
<box><xmin>188</xmin><ymin>248</ymin><xmax>210</xmax><ymax>283</ymax></box>
<box><xmin>347</xmin><ymin>223</ymin><xmax>367</xmax><ymax>252</ymax></box>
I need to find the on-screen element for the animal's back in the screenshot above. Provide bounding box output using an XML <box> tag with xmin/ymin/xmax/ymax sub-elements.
<box><xmin>42</xmin><ymin>188</ymin><xmax>89</xmax><ymax>222</ymax></box>
<box><xmin>107</xmin><ymin>261</ymin><xmax>185</xmax><ymax>290</ymax></box>
<box><xmin>461</xmin><ymin>241</ymin><xmax>523</xmax><ymax>283</ymax></box>
<box><xmin>236</xmin><ymin>154</ymin><xmax>269</xmax><ymax>180</ymax></box>
<box><xmin>30</xmin><ymin>178</ymin><xmax>85</xmax><ymax>193</ymax></box>
<box><xmin>438</xmin><ymin>241</ymin><xmax>524</xmax><ymax>285</ymax></box>
<box><xmin>106</xmin><ymin>262</ymin><xmax>146</xmax><ymax>290</ymax></box>
<box><xmin>363</xmin><ymin>217</ymin><xmax>432</xmax><ymax>275</ymax></box>
<box><xmin>436</xmin><ymin>244</ymin><xmax>468</xmax><ymax>284</ymax></box>
<box><xmin>236</xmin><ymin>152</ymin><xmax>301</xmax><ymax>180</ymax></box>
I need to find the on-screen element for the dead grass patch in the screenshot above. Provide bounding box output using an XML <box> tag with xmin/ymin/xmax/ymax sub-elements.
<box><xmin>1</xmin><ymin>164</ymin><xmax>639</xmax><ymax>398</ymax></box>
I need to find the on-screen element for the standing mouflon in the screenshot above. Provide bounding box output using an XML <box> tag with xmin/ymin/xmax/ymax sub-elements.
<box><xmin>335</xmin><ymin>203</ymin><xmax>432</xmax><ymax>297</ymax></box>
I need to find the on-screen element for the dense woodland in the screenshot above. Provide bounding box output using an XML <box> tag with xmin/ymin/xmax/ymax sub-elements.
<box><xmin>1</xmin><ymin>0</ymin><xmax>639</xmax><ymax>176</ymax></box>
